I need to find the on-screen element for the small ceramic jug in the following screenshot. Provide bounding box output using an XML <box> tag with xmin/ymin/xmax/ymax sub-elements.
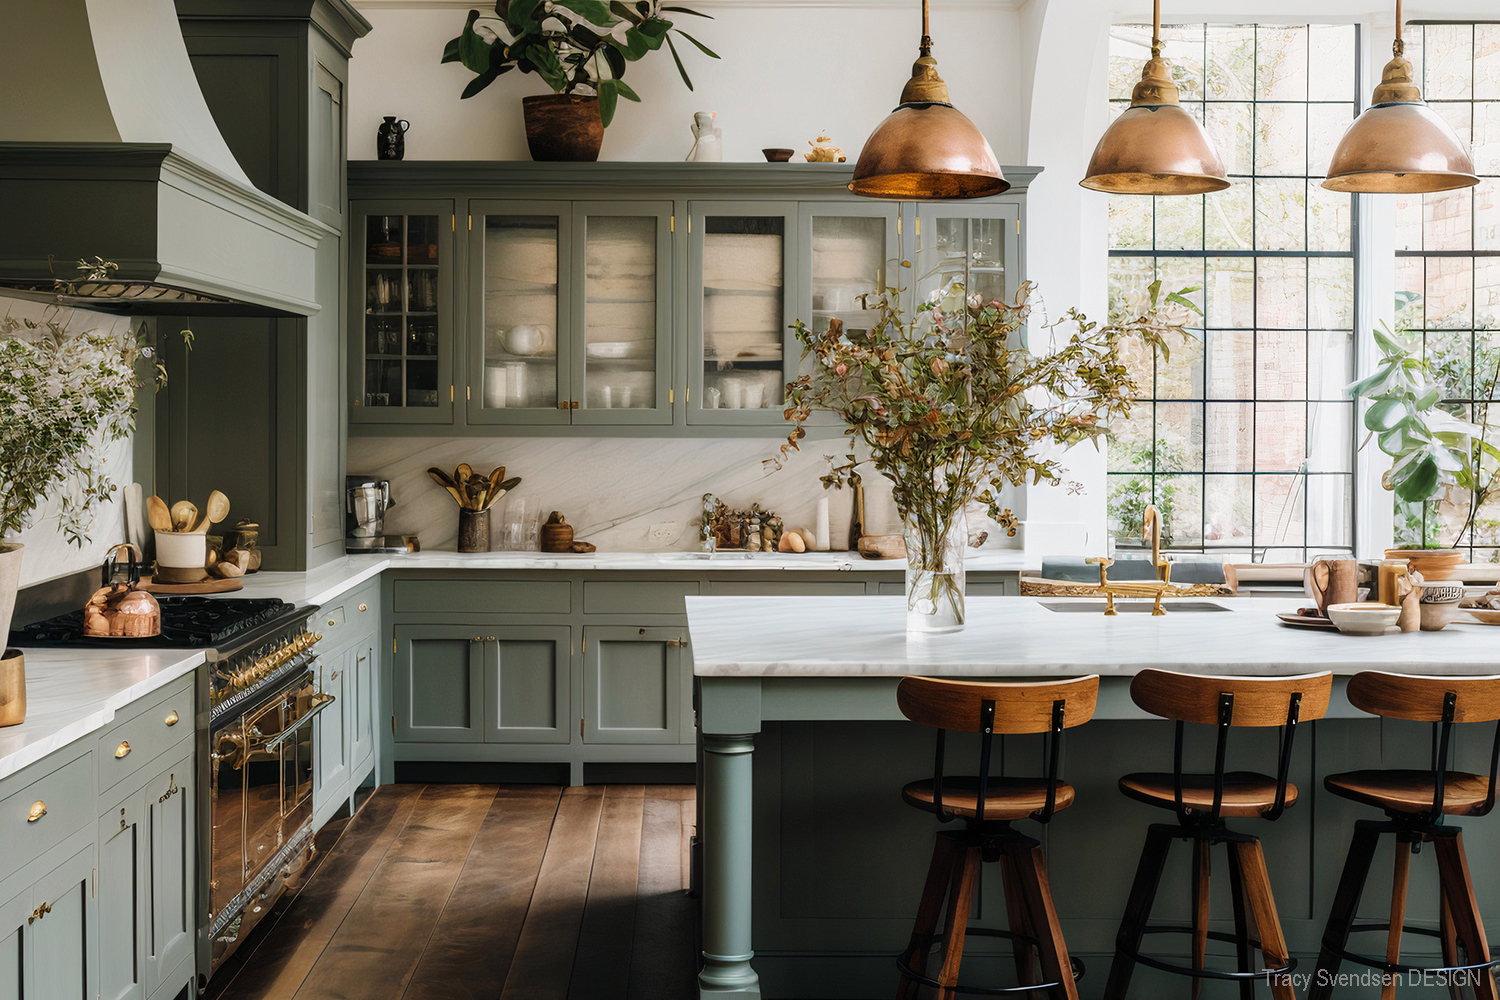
<box><xmin>685</xmin><ymin>112</ymin><xmax>722</xmax><ymax>162</ymax></box>
<box><xmin>377</xmin><ymin>116</ymin><xmax>410</xmax><ymax>161</ymax></box>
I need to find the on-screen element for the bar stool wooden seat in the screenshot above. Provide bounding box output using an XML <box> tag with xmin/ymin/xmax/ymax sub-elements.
<box><xmin>1104</xmin><ymin>669</ymin><xmax>1333</xmax><ymax>1000</ymax></box>
<box><xmin>895</xmin><ymin>675</ymin><xmax>1100</xmax><ymax>1000</ymax></box>
<box><xmin>1310</xmin><ymin>672</ymin><xmax>1500</xmax><ymax>1000</ymax></box>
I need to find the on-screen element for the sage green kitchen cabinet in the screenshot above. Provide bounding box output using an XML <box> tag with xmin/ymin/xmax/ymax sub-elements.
<box><xmin>98</xmin><ymin>790</ymin><xmax>146</xmax><ymax>1000</ymax></box>
<box><xmin>22</xmin><ymin>842</ymin><xmax>97</xmax><ymax>1000</ymax></box>
<box><xmin>317</xmin><ymin>650</ymin><xmax>349</xmax><ymax>797</ymax></box>
<box><xmin>911</xmin><ymin>202</ymin><xmax>1021</xmax><ymax>308</ymax></box>
<box><xmin>349</xmin><ymin>638</ymin><xmax>377</xmax><ymax>776</ymax></box>
<box><xmin>393</xmin><ymin>624</ymin><xmax>486</xmax><ymax>743</ymax></box>
<box><xmin>480</xmin><ymin>627</ymin><xmax>572</xmax><ymax>744</ymax></box>
<box><xmin>797</xmin><ymin>200</ymin><xmax>903</xmax><ymax>380</ymax></box>
<box><xmin>0</xmin><ymin>881</ymin><xmax>26</xmax><ymax>1000</ymax></box>
<box><xmin>582</xmin><ymin>626</ymin><xmax>689</xmax><ymax>745</ymax></box>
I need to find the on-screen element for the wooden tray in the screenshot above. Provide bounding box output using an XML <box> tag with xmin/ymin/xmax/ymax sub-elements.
<box><xmin>139</xmin><ymin>575</ymin><xmax>243</xmax><ymax>595</ymax></box>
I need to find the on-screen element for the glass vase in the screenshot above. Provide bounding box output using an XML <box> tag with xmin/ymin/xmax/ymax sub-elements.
<box><xmin>904</xmin><ymin>511</ymin><xmax>966</xmax><ymax>634</ymax></box>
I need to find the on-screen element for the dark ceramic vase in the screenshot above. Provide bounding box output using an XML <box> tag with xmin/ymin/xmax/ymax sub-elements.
<box><xmin>522</xmin><ymin>94</ymin><xmax>604</xmax><ymax>162</ymax></box>
<box><xmin>458</xmin><ymin>508</ymin><xmax>489</xmax><ymax>553</ymax></box>
<box><xmin>377</xmin><ymin>116</ymin><xmax>410</xmax><ymax>161</ymax></box>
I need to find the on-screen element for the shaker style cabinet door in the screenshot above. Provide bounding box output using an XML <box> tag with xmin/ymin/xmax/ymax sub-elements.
<box><xmin>0</xmin><ymin>883</ymin><xmax>28</xmax><ymax>1000</ymax></box>
<box><xmin>582</xmin><ymin>627</ymin><xmax>685</xmax><ymax>745</ymax></box>
<box><xmin>349</xmin><ymin>199</ymin><xmax>457</xmax><ymax>425</ymax></box>
<box><xmin>466</xmin><ymin>201</ymin><xmax>574</xmax><ymax>425</ymax></box>
<box><xmin>28</xmin><ymin>843</ymin><xmax>97</xmax><ymax>1000</ymax></box>
<box><xmin>910</xmin><ymin>203</ymin><xmax>1021</xmax><ymax>311</ymax></box>
<box><xmin>686</xmin><ymin>201</ymin><xmax>799</xmax><ymax>426</ymax></box>
<box><xmin>480</xmin><ymin>627</ymin><xmax>572</xmax><ymax>745</ymax></box>
<box><xmin>98</xmin><ymin>792</ymin><xmax>147</xmax><ymax>1000</ymax></box>
<box><xmin>349</xmin><ymin>640</ymin><xmax>376</xmax><ymax>771</ymax></box>
<box><xmin>317</xmin><ymin>652</ymin><xmax>349</xmax><ymax>799</ymax></box>
<box><xmin>146</xmin><ymin>752</ymin><xmax>195</xmax><ymax>998</ymax></box>
<box><xmin>394</xmin><ymin>626</ymin><xmax>485</xmax><ymax>743</ymax></box>
<box><xmin>569</xmin><ymin>201</ymin><xmax>675</xmax><ymax>426</ymax></box>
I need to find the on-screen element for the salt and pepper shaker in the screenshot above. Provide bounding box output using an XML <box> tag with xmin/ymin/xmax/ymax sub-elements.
<box><xmin>814</xmin><ymin>496</ymin><xmax>830</xmax><ymax>551</ymax></box>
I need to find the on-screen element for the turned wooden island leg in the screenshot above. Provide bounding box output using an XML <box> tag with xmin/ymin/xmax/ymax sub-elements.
<box><xmin>700</xmin><ymin>731</ymin><xmax>760</xmax><ymax>998</ymax></box>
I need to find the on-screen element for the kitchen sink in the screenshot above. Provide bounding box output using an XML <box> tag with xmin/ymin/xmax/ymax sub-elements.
<box><xmin>1040</xmin><ymin>601</ymin><xmax>1231</xmax><ymax>613</ymax></box>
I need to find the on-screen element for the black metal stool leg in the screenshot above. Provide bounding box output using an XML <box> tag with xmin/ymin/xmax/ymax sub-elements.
<box><xmin>1225</xmin><ymin>839</ymin><xmax>1257</xmax><ymax>1000</ymax></box>
<box><xmin>1103</xmin><ymin>823</ymin><xmax>1174</xmax><ymax>1000</ymax></box>
<box><xmin>1310</xmin><ymin>821</ymin><xmax>1382</xmax><ymax>1000</ymax></box>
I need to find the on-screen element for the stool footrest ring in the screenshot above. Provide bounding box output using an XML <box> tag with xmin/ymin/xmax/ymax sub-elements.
<box><xmin>1122</xmin><ymin>924</ymin><xmax>1297</xmax><ymax>982</ymax></box>
<box><xmin>1323</xmin><ymin>923</ymin><xmax>1500</xmax><ymax>977</ymax></box>
<box><xmin>898</xmin><ymin>927</ymin><xmax>1086</xmax><ymax>997</ymax></box>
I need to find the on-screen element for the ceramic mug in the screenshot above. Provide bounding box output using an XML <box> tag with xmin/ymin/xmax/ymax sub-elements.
<box><xmin>1306</xmin><ymin>557</ymin><xmax>1360</xmax><ymax>616</ymax></box>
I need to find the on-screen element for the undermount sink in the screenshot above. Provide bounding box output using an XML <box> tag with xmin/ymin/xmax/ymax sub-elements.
<box><xmin>1040</xmin><ymin>600</ymin><xmax>1231</xmax><ymax>614</ymax></box>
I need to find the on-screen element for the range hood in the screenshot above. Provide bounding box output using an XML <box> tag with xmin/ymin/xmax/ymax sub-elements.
<box><xmin>0</xmin><ymin>0</ymin><xmax>328</xmax><ymax>317</ymax></box>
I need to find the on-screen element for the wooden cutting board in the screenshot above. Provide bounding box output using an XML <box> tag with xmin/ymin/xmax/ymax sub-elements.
<box><xmin>138</xmin><ymin>575</ymin><xmax>244</xmax><ymax>595</ymax></box>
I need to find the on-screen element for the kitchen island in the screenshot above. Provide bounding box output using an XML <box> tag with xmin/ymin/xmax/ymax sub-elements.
<box><xmin>687</xmin><ymin>595</ymin><xmax>1500</xmax><ymax>999</ymax></box>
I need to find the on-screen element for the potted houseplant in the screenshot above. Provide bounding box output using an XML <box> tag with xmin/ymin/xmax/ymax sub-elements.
<box><xmin>443</xmin><ymin>0</ymin><xmax>719</xmax><ymax>161</ymax></box>
<box><xmin>1349</xmin><ymin>324</ymin><xmax>1500</xmax><ymax>578</ymax></box>
<box><xmin>0</xmin><ymin>311</ymin><xmax>143</xmax><ymax>644</ymax></box>
<box><xmin>783</xmin><ymin>270</ymin><xmax>1197</xmax><ymax>634</ymax></box>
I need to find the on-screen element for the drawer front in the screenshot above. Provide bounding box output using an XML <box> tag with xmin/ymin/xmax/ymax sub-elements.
<box><xmin>707</xmin><ymin>581</ymin><xmax>867</xmax><ymax>597</ymax></box>
<box><xmin>393</xmin><ymin>580</ymin><xmax>571</xmax><ymax>615</ymax></box>
<box><xmin>583</xmin><ymin>581</ymin><xmax>699</xmax><ymax>615</ymax></box>
<box><xmin>97</xmin><ymin>682</ymin><xmax>195</xmax><ymax>797</ymax></box>
<box><xmin>2</xmin><ymin>753</ymin><xmax>93</xmax><ymax>874</ymax></box>
<box><xmin>317</xmin><ymin>581</ymin><xmax>379</xmax><ymax>650</ymax></box>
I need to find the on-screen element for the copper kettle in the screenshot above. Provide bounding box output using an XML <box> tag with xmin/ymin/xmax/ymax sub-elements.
<box><xmin>84</xmin><ymin>544</ymin><xmax>162</xmax><ymax>638</ymax></box>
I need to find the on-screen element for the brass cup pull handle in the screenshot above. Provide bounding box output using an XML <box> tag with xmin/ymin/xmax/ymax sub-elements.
<box><xmin>27</xmin><ymin>801</ymin><xmax>46</xmax><ymax>822</ymax></box>
<box><xmin>28</xmin><ymin>902</ymin><xmax>50</xmax><ymax>925</ymax></box>
<box><xmin>115</xmin><ymin>741</ymin><xmax>131</xmax><ymax>759</ymax></box>
<box><xmin>164</xmin><ymin>710</ymin><xmax>180</xmax><ymax>727</ymax></box>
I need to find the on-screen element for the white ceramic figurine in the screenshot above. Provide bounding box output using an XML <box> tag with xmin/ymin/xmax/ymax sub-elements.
<box><xmin>686</xmin><ymin>111</ymin><xmax>723</xmax><ymax>162</ymax></box>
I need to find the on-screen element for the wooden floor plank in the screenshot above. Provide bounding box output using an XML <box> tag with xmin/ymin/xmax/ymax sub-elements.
<box><xmin>566</xmin><ymin>786</ymin><xmax>646</xmax><ymax>1000</ymax></box>
<box><xmin>626</xmin><ymin>791</ymin><xmax>698</xmax><ymax>1000</ymax></box>
<box><xmin>291</xmin><ymin>784</ymin><xmax>498</xmax><ymax>1000</ymax></box>
<box><xmin>679</xmin><ymin>797</ymin><xmax>694</xmax><ymax>892</ymax></box>
<box><xmin>499</xmin><ymin>786</ymin><xmax>607</xmax><ymax>1000</ymax></box>
<box><xmin>215</xmin><ymin>784</ymin><xmax>425</xmax><ymax>1000</ymax></box>
<box><xmin>402</xmin><ymin>787</ymin><xmax>564</xmax><ymax>1000</ymax></box>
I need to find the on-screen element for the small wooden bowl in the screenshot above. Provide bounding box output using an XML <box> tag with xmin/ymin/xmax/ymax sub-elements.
<box><xmin>762</xmin><ymin>148</ymin><xmax>794</xmax><ymax>162</ymax></box>
<box><xmin>540</xmin><ymin>523</ymin><xmax>575</xmax><ymax>553</ymax></box>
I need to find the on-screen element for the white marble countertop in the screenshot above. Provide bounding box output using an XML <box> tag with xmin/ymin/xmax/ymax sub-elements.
<box><xmin>685</xmin><ymin>595</ymin><xmax>1500</xmax><ymax>677</ymax></box>
<box><xmin>0</xmin><ymin>648</ymin><xmax>204</xmax><ymax>781</ymax></box>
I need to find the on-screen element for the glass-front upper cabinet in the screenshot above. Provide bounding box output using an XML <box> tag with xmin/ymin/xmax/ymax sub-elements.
<box><xmin>911</xmin><ymin>204</ymin><xmax>1020</xmax><ymax>319</ymax></box>
<box><xmin>467</xmin><ymin>201</ymin><xmax>571</xmax><ymax>425</ymax></box>
<box><xmin>349</xmin><ymin>201</ymin><xmax>455</xmax><ymax>424</ymax></box>
<box><xmin>688</xmin><ymin>202</ymin><xmax>797</xmax><ymax>425</ymax></box>
<box><xmin>799</xmin><ymin>202</ymin><xmax>899</xmax><ymax>356</ymax></box>
<box><xmin>570</xmin><ymin>202</ymin><xmax>673</xmax><ymax>425</ymax></box>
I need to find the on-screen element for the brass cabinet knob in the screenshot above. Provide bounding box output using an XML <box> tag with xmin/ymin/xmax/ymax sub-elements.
<box><xmin>115</xmin><ymin>741</ymin><xmax>131</xmax><ymax>759</ymax></box>
<box><xmin>358</xmin><ymin>604</ymin><xmax>368</xmax><ymax>612</ymax></box>
<box><xmin>164</xmin><ymin>710</ymin><xmax>180</xmax><ymax>727</ymax></box>
<box><xmin>27</xmin><ymin>801</ymin><xmax>45</xmax><ymax>822</ymax></box>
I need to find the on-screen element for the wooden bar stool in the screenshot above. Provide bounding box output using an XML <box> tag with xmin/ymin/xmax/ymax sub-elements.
<box><xmin>1104</xmin><ymin>669</ymin><xmax>1332</xmax><ymax>1000</ymax></box>
<box><xmin>894</xmin><ymin>674</ymin><xmax>1099</xmax><ymax>1000</ymax></box>
<box><xmin>1310</xmin><ymin>672</ymin><xmax>1500</xmax><ymax>1000</ymax></box>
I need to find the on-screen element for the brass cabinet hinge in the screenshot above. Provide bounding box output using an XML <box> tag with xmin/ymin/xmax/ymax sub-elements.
<box><xmin>897</xmin><ymin>215</ymin><xmax>902</xmax><ymax>236</ymax></box>
<box><xmin>391</xmin><ymin>715</ymin><xmax>397</xmax><ymax>734</ymax></box>
<box><xmin>1016</xmin><ymin>218</ymin><xmax>1021</xmax><ymax>235</ymax></box>
<box><xmin>451</xmin><ymin>215</ymin><xmax>454</xmax><ymax>232</ymax></box>
<box><xmin>669</xmin><ymin>388</ymin><xmax>674</xmax><ymax>403</ymax></box>
<box><xmin>466</xmin><ymin>385</ymin><xmax>471</xmax><ymax>401</ymax></box>
<box><xmin>450</xmin><ymin>385</ymin><xmax>455</xmax><ymax>402</ymax></box>
<box><xmin>468</xmin><ymin>215</ymin><xmax>473</xmax><ymax>231</ymax></box>
<box><xmin>580</xmin><ymin>718</ymin><xmax>585</xmax><ymax>738</ymax></box>
<box><xmin>915</xmin><ymin>217</ymin><xmax>921</xmax><ymax>236</ymax></box>
<box><xmin>393</xmin><ymin>637</ymin><xmax>397</xmax><ymax>654</ymax></box>
<box><xmin>670</xmin><ymin>215</ymin><xmax>675</xmax><ymax>232</ymax></box>
<box><xmin>92</xmin><ymin>869</ymin><xmax>96</xmax><ymax>898</ymax></box>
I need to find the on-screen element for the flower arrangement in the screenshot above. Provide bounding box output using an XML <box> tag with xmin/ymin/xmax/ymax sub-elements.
<box><xmin>444</xmin><ymin>0</ymin><xmax>718</xmax><ymax>125</ymax></box>
<box><xmin>783</xmin><ymin>273</ymin><xmax>1197</xmax><ymax>631</ymax></box>
<box><xmin>0</xmin><ymin>315</ymin><xmax>142</xmax><ymax>546</ymax></box>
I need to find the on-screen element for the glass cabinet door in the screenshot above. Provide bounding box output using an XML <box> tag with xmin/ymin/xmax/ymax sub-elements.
<box><xmin>570</xmin><ymin>202</ymin><xmax>673</xmax><ymax>425</ymax></box>
<box><xmin>912</xmin><ymin>204</ymin><xmax>1020</xmax><ymax>320</ymax></box>
<box><xmin>350</xmin><ymin>201</ymin><xmax>454</xmax><ymax>424</ymax></box>
<box><xmin>688</xmin><ymin>202</ymin><xmax>797</xmax><ymax>425</ymax></box>
<box><xmin>467</xmin><ymin>201</ymin><xmax>572</xmax><ymax>425</ymax></box>
<box><xmin>800</xmin><ymin>202</ymin><xmax>900</xmax><ymax>357</ymax></box>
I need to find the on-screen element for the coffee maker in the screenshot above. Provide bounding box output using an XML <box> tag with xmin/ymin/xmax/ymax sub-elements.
<box><xmin>345</xmin><ymin>476</ymin><xmax>405</xmax><ymax>553</ymax></box>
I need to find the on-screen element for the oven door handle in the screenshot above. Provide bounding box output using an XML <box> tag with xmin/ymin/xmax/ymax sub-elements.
<box><xmin>261</xmin><ymin>693</ymin><xmax>336</xmax><ymax>753</ymax></box>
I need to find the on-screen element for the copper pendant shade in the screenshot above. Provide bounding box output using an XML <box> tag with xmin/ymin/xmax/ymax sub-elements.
<box><xmin>1080</xmin><ymin>0</ymin><xmax>1228</xmax><ymax>195</ymax></box>
<box><xmin>848</xmin><ymin>0</ymin><xmax>1005</xmax><ymax>200</ymax></box>
<box><xmin>1323</xmin><ymin>1</ymin><xmax>1479</xmax><ymax>193</ymax></box>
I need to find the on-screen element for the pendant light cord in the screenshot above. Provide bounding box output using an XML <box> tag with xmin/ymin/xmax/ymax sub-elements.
<box><xmin>1151</xmin><ymin>0</ymin><xmax>1162</xmax><ymax>58</ymax></box>
<box><xmin>1393</xmin><ymin>0</ymin><xmax>1404</xmax><ymax>56</ymax></box>
<box><xmin>919</xmin><ymin>0</ymin><xmax>932</xmax><ymax>57</ymax></box>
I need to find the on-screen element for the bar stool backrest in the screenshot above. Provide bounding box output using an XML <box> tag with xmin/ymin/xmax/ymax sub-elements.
<box><xmin>896</xmin><ymin>675</ymin><xmax>1100</xmax><ymax>825</ymax></box>
<box><xmin>1129</xmin><ymin>669</ymin><xmax>1334</xmax><ymax>824</ymax></box>
<box><xmin>1345</xmin><ymin>671</ymin><xmax>1500</xmax><ymax>822</ymax></box>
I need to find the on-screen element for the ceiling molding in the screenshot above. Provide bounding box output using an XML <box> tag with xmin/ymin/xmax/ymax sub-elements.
<box><xmin>351</xmin><ymin>0</ymin><xmax>1016</xmax><ymax>10</ymax></box>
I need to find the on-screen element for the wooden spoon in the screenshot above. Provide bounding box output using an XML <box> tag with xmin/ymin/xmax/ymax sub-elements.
<box><xmin>191</xmin><ymin>490</ymin><xmax>230</xmax><ymax>532</ymax></box>
<box><xmin>171</xmin><ymin>500</ymin><xmax>198</xmax><ymax>532</ymax></box>
<box><xmin>146</xmin><ymin>495</ymin><xmax>173</xmax><ymax>533</ymax></box>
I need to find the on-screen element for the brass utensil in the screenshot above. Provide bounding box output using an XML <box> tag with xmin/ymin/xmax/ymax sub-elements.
<box><xmin>481</xmin><ymin>476</ymin><xmax>522</xmax><ymax>512</ymax></box>
<box><xmin>146</xmin><ymin>495</ymin><xmax>173</xmax><ymax>533</ymax></box>
<box><xmin>170</xmin><ymin>500</ymin><xmax>198</xmax><ymax>532</ymax></box>
<box><xmin>427</xmin><ymin>468</ymin><xmax>467</xmax><ymax>508</ymax></box>
<box><xmin>191</xmin><ymin>490</ymin><xmax>230</xmax><ymax>533</ymax></box>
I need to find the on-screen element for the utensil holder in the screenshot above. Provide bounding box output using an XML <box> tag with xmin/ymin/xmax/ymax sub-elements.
<box><xmin>154</xmin><ymin>530</ymin><xmax>209</xmax><ymax>584</ymax></box>
<box><xmin>0</xmin><ymin>649</ymin><xmax>24</xmax><ymax>727</ymax></box>
<box><xmin>458</xmin><ymin>509</ymin><xmax>490</xmax><ymax>553</ymax></box>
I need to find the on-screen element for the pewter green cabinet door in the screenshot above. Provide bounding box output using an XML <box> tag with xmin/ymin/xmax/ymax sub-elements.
<box><xmin>98</xmin><ymin>792</ymin><xmax>146</xmax><ymax>1000</ymax></box>
<box><xmin>480</xmin><ymin>627</ymin><xmax>571</xmax><ymax>745</ymax></box>
<box><xmin>394</xmin><ymin>626</ymin><xmax>485</xmax><ymax>743</ymax></box>
<box><xmin>29</xmin><ymin>842</ymin><xmax>96</xmax><ymax>1000</ymax></box>
<box><xmin>0</xmin><ymin>883</ymin><xmax>26</xmax><ymax>1000</ymax></box>
<box><xmin>583</xmin><ymin>626</ymin><xmax>685</xmax><ymax>744</ymax></box>
<box><xmin>350</xmin><ymin>640</ymin><xmax>376</xmax><ymax>770</ymax></box>
<box><xmin>317</xmin><ymin>651</ymin><xmax>349</xmax><ymax>796</ymax></box>
<box><xmin>911</xmin><ymin>203</ymin><xmax>1020</xmax><ymax>309</ymax></box>
<box><xmin>146</xmin><ymin>754</ymin><xmax>194</xmax><ymax>998</ymax></box>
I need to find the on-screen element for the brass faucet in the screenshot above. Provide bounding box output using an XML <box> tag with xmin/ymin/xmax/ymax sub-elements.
<box><xmin>1142</xmin><ymin>505</ymin><xmax>1171</xmax><ymax>584</ymax></box>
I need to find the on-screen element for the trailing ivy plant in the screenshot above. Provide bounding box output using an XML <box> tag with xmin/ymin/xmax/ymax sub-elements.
<box><xmin>443</xmin><ymin>0</ymin><xmax>718</xmax><ymax>126</ymax></box>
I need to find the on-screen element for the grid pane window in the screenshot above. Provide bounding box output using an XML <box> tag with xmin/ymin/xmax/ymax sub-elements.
<box><xmin>1106</xmin><ymin>23</ymin><xmax>1358</xmax><ymax>559</ymax></box>
<box><xmin>1393</xmin><ymin>23</ymin><xmax>1500</xmax><ymax>564</ymax></box>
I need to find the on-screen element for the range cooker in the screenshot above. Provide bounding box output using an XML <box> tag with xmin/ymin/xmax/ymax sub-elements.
<box><xmin>14</xmin><ymin>597</ymin><xmax>329</xmax><ymax>981</ymax></box>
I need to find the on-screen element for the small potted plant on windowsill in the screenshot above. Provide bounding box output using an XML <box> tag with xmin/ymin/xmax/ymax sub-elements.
<box><xmin>443</xmin><ymin>0</ymin><xmax>719</xmax><ymax>162</ymax></box>
<box><xmin>1349</xmin><ymin>324</ymin><xmax>1500</xmax><ymax>577</ymax></box>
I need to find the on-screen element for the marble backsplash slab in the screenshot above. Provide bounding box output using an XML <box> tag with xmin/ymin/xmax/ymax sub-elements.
<box><xmin>348</xmin><ymin>435</ymin><xmax>1021</xmax><ymax>554</ymax></box>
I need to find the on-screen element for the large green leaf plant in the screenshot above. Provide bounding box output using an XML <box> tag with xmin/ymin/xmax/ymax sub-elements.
<box><xmin>1348</xmin><ymin>325</ymin><xmax>1497</xmax><ymax>518</ymax></box>
<box><xmin>442</xmin><ymin>0</ymin><xmax>718</xmax><ymax>126</ymax></box>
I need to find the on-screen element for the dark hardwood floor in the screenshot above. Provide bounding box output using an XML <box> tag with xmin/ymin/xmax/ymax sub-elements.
<box><xmin>208</xmin><ymin>784</ymin><xmax>698</xmax><ymax>1000</ymax></box>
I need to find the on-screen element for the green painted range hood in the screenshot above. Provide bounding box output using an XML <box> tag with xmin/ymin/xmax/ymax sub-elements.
<box><xmin>0</xmin><ymin>0</ymin><xmax>329</xmax><ymax>317</ymax></box>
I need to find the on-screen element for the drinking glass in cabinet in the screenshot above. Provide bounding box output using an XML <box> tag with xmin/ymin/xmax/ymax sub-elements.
<box><xmin>810</xmin><ymin>216</ymin><xmax>887</xmax><ymax>343</ymax></box>
<box><xmin>919</xmin><ymin>217</ymin><xmax>1007</xmax><ymax>307</ymax></box>
<box><xmin>582</xmin><ymin>216</ymin><xmax>657</xmax><ymax>409</ymax></box>
<box><xmin>362</xmin><ymin>213</ymin><xmax>443</xmax><ymax>409</ymax></box>
<box><xmin>366</xmin><ymin>215</ymin><xmax>403</xmax><ymax>264</ymax></box>
<box><xmin>482</xmin><ymin>216</ymin><xmax>560</xmax><ymax>410</ymax></box>
<box><xmin>702</xmin><ymin>215</ymin><xmax>784</xmax><ymax>410</ymax></box>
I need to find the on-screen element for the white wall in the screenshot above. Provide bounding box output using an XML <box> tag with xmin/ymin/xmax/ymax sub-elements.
<box><xmin>348</xmin><ymin>0</ymin><xmax>1024</xmax><ymax>164</ymax></box>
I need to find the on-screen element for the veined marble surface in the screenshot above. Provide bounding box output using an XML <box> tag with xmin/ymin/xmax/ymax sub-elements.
<box><xmin>685</xmin><ymin>595</ymin><xmax>1500</xmax><ymax>677</ymax></box>
<box><xmin>0</xmin><ymin>648</ymin><xmax>204</xmax><ymax>780</ymax></box>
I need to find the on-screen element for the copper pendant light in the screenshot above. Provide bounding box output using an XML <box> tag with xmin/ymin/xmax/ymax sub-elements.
<box><xmin>848</xmin><ymin>0</ymin><xmax>1005</xmax><ymax>200</ymax></box>
<box><xmin>1323</xmin><ymin>0</ymin><xmax>1478</xmax><ymax>193</ymax></box>
<box><xmin>1080</xmin><ymin>0</ymin><xmax>1228</xmax><ymax>195</ymax></box>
